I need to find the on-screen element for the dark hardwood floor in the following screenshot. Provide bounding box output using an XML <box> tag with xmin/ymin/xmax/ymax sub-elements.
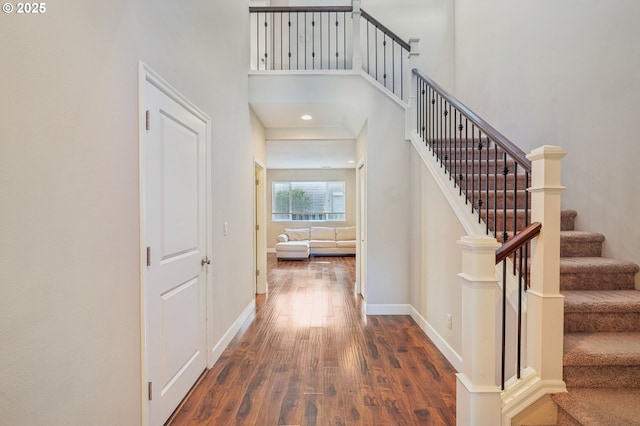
<box><xmin>169</xmin><ymin>255</ymin><xmax>457</xmax><ymax>425</ymax></box>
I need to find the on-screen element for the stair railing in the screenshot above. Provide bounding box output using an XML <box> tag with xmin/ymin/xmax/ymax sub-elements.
<box><xmin>414</xmin><ymin>67</ymin><xmax>537</xmax><ymax>390</ymax></box>
<box><xmin>414</xmin><ymin>68</ymin><xmax>532</xmax><ymax>245</ymax></box>
<box><xmin>495</xmin><ymin>222</ymin><xmax>541</xmax><ymax>390</ymax></box>
<box><xmin>249</xmin><ymin>5</ymin><xmax>410</xmax><ymax>101</ymax></box>
<box><xmin>360</xmin><ymin>8</ymin><xmax>410</xmax><ymax>100</ymax></box>
<box><xmin>249</xmin><ymin>6</ymin><xmax>354</xmax><ymax>71</ymax></box>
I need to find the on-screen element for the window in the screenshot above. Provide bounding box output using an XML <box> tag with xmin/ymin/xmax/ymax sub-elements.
<box><xmin>272</xmin><ymin>181</ymin><xmax>346</xmax><ymax>222</ymax></box>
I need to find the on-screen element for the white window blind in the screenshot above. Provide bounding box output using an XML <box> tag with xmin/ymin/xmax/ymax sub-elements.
<box><xmin>272</xmin><ymin>181</ymin><xmax>346</xmax><ymax>221</ymax></box>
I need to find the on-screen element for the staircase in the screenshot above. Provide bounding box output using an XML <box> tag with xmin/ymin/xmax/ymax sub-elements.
<box><xmin>414</xmin><ymin>69</ymin><xmax>640</xmax><ymax>425</ymax></box>
<box><xmin>552</xmin><ymin>210</ymin><xmax>640</xmax><ymax>426</ymax></box>
<box><xmin>430</xmin><ymin>140</ymin><xmax>640</xmax><ymax>425</ymax></box>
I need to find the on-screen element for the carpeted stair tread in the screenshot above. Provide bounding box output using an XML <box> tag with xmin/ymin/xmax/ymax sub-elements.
<box><xmin>560</xmin><ymin>257</ymin><xmax>639</xmax><ymax>274</ymax></box>
<box><xmin>552</xmin><ymin>388</ymin><xmax>640</xmax><ymax>426</ymax></box>
<box><xmin>560</xmin><ymin>231</ymin><xmax>604</xmax><ymax>241</ymax></box>
<box><xmin>563</xmin><ymin>290</ymin><xmax>640</xmax><ymax>313</ymax></box>
<box><xmin>563</xmin><ymin>332</ymin><xmax>640</xmax><ymax>366</ymax></box>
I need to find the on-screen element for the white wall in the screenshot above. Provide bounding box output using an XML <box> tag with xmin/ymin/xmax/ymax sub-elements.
<box><xmin>454</xmin><ymin>0</ymin><xmax>640</xmax><ymax>268</ymax></box>
<box><xmin>409</xmin><ymin>148</ymin><xmax>465</xmax><ymax>359</ymax></box>
<box><xmin>0</xmin><ymin>1</ymin><xmax>255</xmax><ymax>424</ymax></box>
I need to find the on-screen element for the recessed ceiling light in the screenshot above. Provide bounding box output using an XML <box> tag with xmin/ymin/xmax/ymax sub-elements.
<box><xmin>301</xmin><ymin>114</ymin><xmax>313</xmax><ymax>121</ymax></box>
<box><xmin>348</xmin><ymin>160</ymin><xmax>355</xmax><ymax>164</ymax></box>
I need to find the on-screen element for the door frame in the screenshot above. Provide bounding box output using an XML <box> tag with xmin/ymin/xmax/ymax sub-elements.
<box><xmin>138</xmin><ymin>62</ymin><xmax>213</xmax><ymax>425</ymax></box>
<box><xmin>254</xmin><ymin>159</ymin><xmax>267</xmax><ymax>294</ymax></box>
<box><xmin>356</xmin><ymin>159</ymin><xmax>367</xmax><ymax>300</ymax></box>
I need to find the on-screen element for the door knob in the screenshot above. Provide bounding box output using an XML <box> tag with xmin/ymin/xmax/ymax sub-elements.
<box><xmin>201</xmin><ymin>257</ymin><xmax>211</xmax><ymax>266</ymax></box>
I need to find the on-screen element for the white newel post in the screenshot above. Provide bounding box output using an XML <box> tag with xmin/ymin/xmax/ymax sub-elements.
<box><xmin>526</xmin><ymin>145</ymin><xmax>567</xmax><ymax>386</ymax></box>
<box><xmin>456</xmin><ymin>235</ymin><xmax>502</xmax><ymax>426</ymax></box>
<box><xmin>406</xmin><ymin>38</ymin><xmax>420</xmax><ymax>139</ymax></box>
<box><xmin>351</xmin><ymin>0</ymin><xmax>362</xmax><ymax>72</ymax></box>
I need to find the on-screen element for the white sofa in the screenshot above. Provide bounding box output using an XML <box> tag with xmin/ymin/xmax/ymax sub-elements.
<box><xmin>275</xmin><ymin>226</ymin><xmax>356</xmax><ymax>259</ymax></box>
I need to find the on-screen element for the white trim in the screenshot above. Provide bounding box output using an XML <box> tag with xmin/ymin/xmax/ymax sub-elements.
<box><xmin>209</xmin><ymin>300</ymin><xmax>256</xmax><ymax>368</ymax></box>
<box><xmin>366</xmin><ymin>303</ymin><xmax>413</xmax><ymax>315</ymax></box>
<box><xmin>409</xmin><ymin>305</ymin><xmax>463</xmax><ymax>372</ymax></box>
<box><xmin>501</xmin><ymin>367</ymin><xmax>567</xmax><ymax>425</ymax></box>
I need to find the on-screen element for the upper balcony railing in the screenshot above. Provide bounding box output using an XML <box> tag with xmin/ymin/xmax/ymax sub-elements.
<box><xmin>249</xmin><ymin>5</ymin><xmax>410</xmax><ymax>101</ymax></box>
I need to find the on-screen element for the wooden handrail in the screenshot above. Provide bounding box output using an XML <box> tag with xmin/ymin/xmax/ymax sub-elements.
<box><xmin>495</xmin><ymin>222</ymin><xmax>541</xmax><ymax>264</ymax></box>
<box><xmin>360</xmin><ymin>9</ymin><xmax>411</xmax><ymax>51</ymax></box>
<box><xmin>249</xmin><ymin>6</ymin><xmax>353</xmax><ymax>13</ymax></box>
<box><xmin>412</xmin><ymin>68</ymin><xmax>531</xmax><ymax>172</ymax></box>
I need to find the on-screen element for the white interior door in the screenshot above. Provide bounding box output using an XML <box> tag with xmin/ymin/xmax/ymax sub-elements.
<box><xmin>141</xmin><ymin>66</ymin><xmax>210</xmax><ymax>426</ymax></box>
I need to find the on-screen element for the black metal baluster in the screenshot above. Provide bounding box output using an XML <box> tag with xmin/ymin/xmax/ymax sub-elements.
<box><xmin>437</xmin><ymin>96</ymin><xmax>442</xmax><ymax>163</ymax></box>
<box><xmin>335</xmin><ymin>12</ymin><xmax>339</xmax><ymax>69</ymax></box>
<box><xmin>296</xmin><ymin>12</ymin><xmax>300</xmax><ymax>70</ymax></box>
<box><xmin>304</xmin><ymin>12</ymin><xmax>307</xmax><ymax>69</ymax></box>
<box><xmin>464</xmin><ymin>119</ymin><xmax>469</xmax><ymax>203</ymax></box>
<box><xmin>280</xmin><ymin>13</ymin><xmax>283</xmax><ymax>70</ymax></box>
<box><xmin>421</xmin><ymin>82</ymin><xmax>426</xmax><ymax>141</ymax></box>
<box><xmin>255</xmin><ymin>12</ymin><xmax>259</xmax><ymax>69</ymax></box>
<box><xmin>272</xmin><ymin>11</ymin><xmax>275</xmax><ymax>69</ymax></box>
<box><xmin>343</xmin><ymin>12</ymin><xmax>346</xmax><ymax>69</ymax></box>
<box><xmin>485</xmin><ymin>137</ymin><xmax>490</xmax><ymax>234</ymax></box>
<box><xmin>524</xmin><ymin>170</ymin><xmax>530</xmax><ymax>288</ymax></box>
<box><xmin>471</xmin><ymin>124</ymin><xmax>476</xmax><ymax>213</ymax></box>
<box><xmin>454</xmin><ymin>109</ymin><xmax>458</xmax><ymax>187</ymax></box>
<box><xmin>366</xmin><ymin>20</ymin><xmax>369</xmax><ymax>74</ymax></box>
<box><xmin>417</xmin><ymin>79</ymin><xmax>421</xmax><ymax>137</ymax></box>
<box><xmin>288</xmin><ymin>13</ymin><xmax>292</xmax><ymax>70</ymax></box>
<box><xmin>392</xmin><ymin>41</ymin><xmax>395</xmax><ymax>95</ymax></box>
<box><xmin>400</xmin><ymin>43</ymin><xmax>404</xmax><ymax>100</ymax></box>
<box><xmin>457</xmin><ymin>116</ymin><xmax>464</xmax><ymax>194</ymax></box>
<box><xmin>513</xmin><ymin>162</ymin><xmax>519</xmax><ymax>274</ymax></box>
<box><xmin>502</xmin><ymin>152</ymin><xmax>509</xmax><ymax>244</ymax></box>
<box><xmin>383</xmin><ymin>35</ymin><xmax>387</xmax><ymax>89</ymax></box>
<box><xmin>477</xmin><ymin>132</ymin><xmax>484</xmax><ymax>224</ymax></box>
<box><xmin>264</xmin><ymin>13</ymin><xmax>268</xmax><ymax>69</ymax></box>
<box><xmin>319</xmin><ymin>13</ymin><xmax>323</xmax><ymax>69</ymax></box>
<box><xmin>494</xmin><ymin>143</ymin><xmax>498</xmax><ymax>237</ymax></box>
<box><xmin>375</xmin><ymin>28</ymin><xmax>378</xmax><ymax>81</ymax></box>
<box><xmin>449</xmin><ymin>106</ymin><xmax>453</xmax><ymax>179</ymax></box>
<box><xmin>311</xmin><ymin>13</ymin><xmax>315</xmax><ymax>69</ymax></box>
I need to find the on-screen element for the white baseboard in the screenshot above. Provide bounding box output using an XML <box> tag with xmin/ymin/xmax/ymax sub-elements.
<box><xmin>366</xmin><ymin>304</ymin><xmax>462</xmax><ymax>372</ymax></box>
<box><xmin>208</xmin><ymin>300</ymin><xmax>255</xmax><ymax>368</ymax></box>
<box><xmin>408</xmin><ymin>305</ymin><xmax>462</xmax><ymax>372</ymax></box>
<box><xmin>366</xmin><ymin>303</ymin><xmax>413</xmax><ymax>315</ymax></box>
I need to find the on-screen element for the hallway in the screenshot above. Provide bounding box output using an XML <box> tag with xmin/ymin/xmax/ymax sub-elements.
<box><xmin>169</xmin><ymin>255</ymin><xmax>456</xmax><ymax>425</ymax></box>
